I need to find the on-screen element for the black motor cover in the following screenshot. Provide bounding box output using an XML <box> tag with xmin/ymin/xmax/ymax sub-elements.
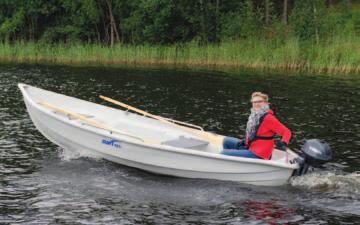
<box><xmin>301</xmin><ymin>139</ymin><xmax>331</xmax><ymax>166</ymax></box>
<box><xmin>293</xmin><ymin>139</ymin><xmax>331</xmax><ymax>176</ymax></box>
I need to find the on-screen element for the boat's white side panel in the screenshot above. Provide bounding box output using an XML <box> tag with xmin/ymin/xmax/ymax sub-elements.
<box><xmin>19</xmin><ymin>84</ymin><xmax>298</xmax><ymax>186</ymax></box>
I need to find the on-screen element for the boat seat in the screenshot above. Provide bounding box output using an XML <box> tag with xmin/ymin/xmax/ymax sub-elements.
<box><xmin>161</xmin><ymin>135</ymin><xmax>209</xmax><ymax>149</ymax></box>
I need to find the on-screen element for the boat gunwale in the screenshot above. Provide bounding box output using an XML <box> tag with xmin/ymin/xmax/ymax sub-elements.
<box><xmin>18</xmin><ymin>83</ymin><xmax>299</xmax><ymax>170</ymax></box>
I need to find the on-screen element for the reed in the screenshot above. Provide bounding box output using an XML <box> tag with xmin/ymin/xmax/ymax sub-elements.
<box><xmin>0</xmin><ymin>36</ymin><xmax>359</xmax><ymax>75</ymax></box>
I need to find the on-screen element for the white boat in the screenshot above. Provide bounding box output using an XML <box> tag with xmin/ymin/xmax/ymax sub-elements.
<box><xmin>19</xmin><ymin>83</ymin><xmax>302</xmax><ymax>186</ymax></box>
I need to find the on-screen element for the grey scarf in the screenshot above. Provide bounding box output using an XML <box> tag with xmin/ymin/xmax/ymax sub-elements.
<box><xmin>246</xmin><ymin>104</ymin><xmax>270</xmax><ymax>141</ymax></box>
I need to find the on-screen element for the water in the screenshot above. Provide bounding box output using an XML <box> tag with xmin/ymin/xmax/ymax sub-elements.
<box><xmin>1</xmin><ymin>63</ymin><xmax>360</xmax><ymax>224</ymax></box>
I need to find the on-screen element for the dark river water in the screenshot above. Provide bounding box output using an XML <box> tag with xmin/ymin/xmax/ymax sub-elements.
<box><xmin>1</xmin><ymin>64</ymin><xmax>360</xmax><ymax>224</ymax></box>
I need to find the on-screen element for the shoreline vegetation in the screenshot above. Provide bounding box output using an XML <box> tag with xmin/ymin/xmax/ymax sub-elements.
<box><xmin>0</xmin><ymin>1</ymin><xmax>359</xmax><ymax>75</ymax></box>
<box><xmin>1</xmin><ymin>38</ymin><xmax>359</xmax><ymax>75</ymax></box>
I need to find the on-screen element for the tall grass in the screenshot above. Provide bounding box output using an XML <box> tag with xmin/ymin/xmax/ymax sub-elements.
<box><xmin>0</xmin><ymin>36</ymin><xmax>359</xmax><ymax>74</ymax></box>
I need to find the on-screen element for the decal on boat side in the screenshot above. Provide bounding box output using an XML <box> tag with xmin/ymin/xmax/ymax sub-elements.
<box><xmin>102</xmin><ymin>139</ymin><xmax>121</xmax><ymax>149</ymax></box>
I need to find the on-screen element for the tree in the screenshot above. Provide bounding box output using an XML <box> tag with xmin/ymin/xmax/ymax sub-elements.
<box><xmin>289</xmin><ymin>0</ymin><xmax>326</xmax><ymax>43</ymax></box>
<box><xmin>265</xmin><ymin>0</ymin><xmax>270</xmax><ymax>26</ymax></box>
<box><xmin>105</xmin><ymin>0</ymin><xmax>120</xmax><ymax>46</ymax></box>
<box><xmin>282</xmin><ymin>0</ymin><xmax>288</xmax><ymax>25</ymax></box>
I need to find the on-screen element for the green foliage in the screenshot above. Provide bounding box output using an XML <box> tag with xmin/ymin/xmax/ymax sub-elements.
<box><xmin>220</xmin><ymin>0</ymin><xmax>265</xmax><ymax>40</ymax></box>
<box><xmin>41</xmin><ymin>25</ymin><xmax>81</xmax><ymax>43</ymax></box>
<box><xmin>0</xmin><ymin>0</ymin><xmax>358</xmax><ymax>48</ymax></box>
<box><xmin>239</xmin><ymin>0</ymin><xmax>259</xmax><ymax>38</ymax></box>
<box><xmin>351</xmin><ymin>9</ymin><xmax>360</xmax><ymax>35</ymax></box>
<box><xmin>289</xmin><ymin>0</ymin><xmax>327</xmax><ymax>42</ymax></box>
<box><xmin>220</xmin><ymin>12</ymin><xmax>243</xmax><ymax>40</ymax></box>
<box><xmin>0</xmin><ymin>8</ymin><xmax>24</xmax><ymax>40</ymax></box>
<box><xmin>139</xmin><ymin>0</ymin><xmax>189</xmax><ymax>44</ymax></box>
<box><xmin>0</xmin><ymin>0</ymin><xmax>358</xmax><ymax>74</ymax></box>
<box><xmin>1</xmin><ymin>36</ymin><xmax>359</xmax><ymax>75</ymax></box>
<box><xmin>120</xmin><ymin>0</ymin><xmax>215</xmax><ymax>44</ymax></box>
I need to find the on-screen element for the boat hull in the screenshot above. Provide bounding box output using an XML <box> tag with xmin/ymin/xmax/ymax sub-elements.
<box><xmin>20</xmin><ymin>84</ymin><xmax>298</xmax><ymax>186</ymax></box>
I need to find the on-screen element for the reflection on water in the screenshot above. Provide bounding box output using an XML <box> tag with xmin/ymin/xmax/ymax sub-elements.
<box><xmin>243</xmin><ymin>200</ymin><xmax>296</xmax><ymax>225</ymax></box>
<box><xmin>0</xmin><ymin>63</ymin><xmax>360</xmax><ymax>224</ymax></box>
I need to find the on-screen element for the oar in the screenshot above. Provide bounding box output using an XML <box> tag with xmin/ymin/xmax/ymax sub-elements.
<box><xmin>99</xmin><ymin>95</ymin><xmax>203</xmax><ymax>130</ymax></box>
<box><xmin>99</xmin><ymin>95</ymin><xmax>224</xmax><ymax>146</ymax></box>
<box><xmin>38</xmin><ymin>101</ymin><xmax>159</xmax><ymax>145</ymax></box>
<box><xmin>100</xmin><ymin>95</ymin><xmax>171</xmax><ymax>124</ymax></box>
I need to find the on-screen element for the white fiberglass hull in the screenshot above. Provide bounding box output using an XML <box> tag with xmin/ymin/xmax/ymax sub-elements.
<box><xmin>19</xmin><ymin>83</ymin><xmax>299</xmax><ymax>186</ymax></box>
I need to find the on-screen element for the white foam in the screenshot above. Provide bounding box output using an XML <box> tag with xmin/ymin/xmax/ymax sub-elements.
<box><xmin>290</xmin><ymin>171</ymin><xmax>360</xmax><ymax>195</ymax></box>
<box><xmin>58</xmin><ymin>147</ymin><xmax>102</xmax><ymax>161</ymax></box>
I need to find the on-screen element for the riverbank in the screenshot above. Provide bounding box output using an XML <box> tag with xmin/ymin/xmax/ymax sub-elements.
<box><xmin>0</xmin><ymin>38</ymin><xmax>359</xmax><ymax>75</ymax></box>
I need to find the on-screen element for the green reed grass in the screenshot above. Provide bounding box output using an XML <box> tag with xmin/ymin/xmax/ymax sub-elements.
<box><xmin>0</xmin><ymin>37</ymin><xmax>359</xmax><ymax>74</ymax></box>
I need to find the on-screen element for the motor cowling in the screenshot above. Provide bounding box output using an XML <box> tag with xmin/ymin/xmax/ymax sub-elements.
<box><xmin>293</xmin><ymin>139</ymin><xmax>331</xmax><ymax>176</ymax></box>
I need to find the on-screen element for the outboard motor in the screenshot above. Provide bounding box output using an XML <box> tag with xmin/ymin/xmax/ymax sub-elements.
<box><xmin>293</xmin><ymin>139</ymin><xmax>331</xmax><ymax>176</ymax></box>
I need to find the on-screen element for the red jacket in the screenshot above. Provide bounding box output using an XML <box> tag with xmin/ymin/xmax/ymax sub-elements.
<box><xmin>246</xmin><ymin>109</ymin><xmax>291</xmax><ymax>160</ymax></box>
